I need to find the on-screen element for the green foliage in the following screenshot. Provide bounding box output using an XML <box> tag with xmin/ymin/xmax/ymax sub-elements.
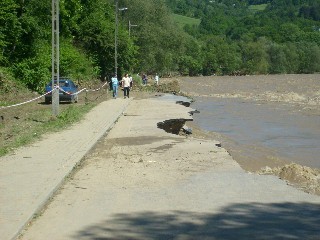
<box><xmin>240</xmin><ymin>38</ymin><xmax>269</xmax><ymax>74</ymax></box>
<box><xmin>167</xmin><ymin>0</ymin><xmax>320</xmax><ymax>75</ymax></box>
<box><xmin>2</xmin><ymin>0</ymin><xmax>320</xmax><ymax>90</ymax></box>
<box><xmin>59</xmin><ymin>0</ymin><xmax>83</xmax><ymax>37</ymax></box>
<box><xmin>0</xmin><ymin>0</ymin><xmax>21</xmax><ymax>65</ymax></box>
<box><xmin>297</xmin><ymin>41</ymin><xmax>320</xmax><ymax>73</ymax></box>
<box><xmin>178</xmin><ymin>56</ymin><xmax>201</xmax><ymax>76</ymax></box>
<box><xmin>59</xmin><ymin>40</ymin><xmax>99</xmax><ymax>81</ymax></box>
<box><xmin>76</xmin><ymin>0</ymin><xmax>137</xmax><ymax>78</ymax></box>
<box><xmin>268</xmin><ymin>43</ymin><xmax>288</xmax><ymax>74</ymax></box>
<box><xmin>11</xmin><ymin>57</ymin><xmax>51</xmax><ymax>92</ymax></box>
<box><xmin>282</xmin><ymin>42</ymin><xmax>300</xmax><ymax>73</ymax></box>
<box><xmin>201</xmin><ymin>36</ymin><xmax>242</xmax><ymax>75</ymax></box>
<box><xmin>119</xmin><ymin>0</ymin><xmax>189</xmax><ymax>75</ymax></box>
<box><xmin>0</xmin><ymin>67</ymin><xmax>26</xmax><ymax>94</ymax></box>
<box><xmin>132</xmin><ymin>73</ymin><xmax>142</xmax><ymax>86</ymax></box>
<box><xmin>11</xmin><ymin>39</ymin><xmax>98</xmax><ymax>92</ymax></box>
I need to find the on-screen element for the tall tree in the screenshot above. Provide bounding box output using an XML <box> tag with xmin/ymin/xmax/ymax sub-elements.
<box><xmin>119</xmin><ymin>0</ymin><xmax>191</xmax><ymax>74</ymax></box>
<box><xmin>0</xmin><ymin>0</ymin><xmax>21</xmax><ymax>65</ymax></box>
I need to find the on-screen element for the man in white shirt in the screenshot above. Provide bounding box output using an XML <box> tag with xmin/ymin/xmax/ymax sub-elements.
<box><xmin>121</xmin><ymin>73</ymin><xmax>131</xmax><ymax>98</ymax></box>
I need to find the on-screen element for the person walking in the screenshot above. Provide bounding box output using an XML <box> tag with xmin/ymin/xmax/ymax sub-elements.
<box><xmin>111</xmin><ymin>73</ymin><xmax>119</xmax><ymax>99</ymax></box>
<box><xmin>142</xmin><ymin>74</ymin><xmax>148</xmax><ymax>85</ymax></box>
<box><xmin>155</xmin><ymin>73</ymin><xmax>159</xmax><ymax>85</ymax></box>
<box><xmin>121</xmin><ymin>73</ymin><xmax>131</xmax><ymax>98</ymax></box>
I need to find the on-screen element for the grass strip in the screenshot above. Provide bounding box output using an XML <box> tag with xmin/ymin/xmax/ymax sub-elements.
<box><xmin>0</xmin><ymin>103</ymin><xmax>95</xmax><ymax>157</ymax></box>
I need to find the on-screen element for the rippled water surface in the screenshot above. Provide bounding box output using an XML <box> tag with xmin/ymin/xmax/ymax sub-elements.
<box><xmin>191</xmin><ymin>97</ymin><xmax>320</xmax><ymax>169</ymax></box>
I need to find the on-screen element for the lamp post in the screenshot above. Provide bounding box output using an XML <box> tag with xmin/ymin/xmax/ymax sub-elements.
<box><xmin>52</xmin><ymin>0</ymin><xmax>59</xmax><ymax>116</ymax></box>
<box><xmin>114</xmin><ymin>0</ymin><xmax>127</xmax><ymax>77</ymax></box>
<box><xmin>129</xmin><ymin>20</ymin><xmax>138</xmax><ymax>37</ymax></box>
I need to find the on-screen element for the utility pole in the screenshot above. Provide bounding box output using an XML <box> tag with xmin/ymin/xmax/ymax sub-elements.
<box><xmin>129</xmin><ymin>20</ymin><xmax>138</xmax><ymax>37</ymax></box>
<box><xmin>114</xmin><ymin>0</ymin><xmax>118</xmax><ymax>77</ymax></box>
<box><xmin>52</xmin><ymin>0</ymin><xmax>59</xmax><ymax>116</ymax></box>
<box><xmin>114</xmin><ymin>0</ymin><xmax>127</xmax><ymax>77</ymax></box>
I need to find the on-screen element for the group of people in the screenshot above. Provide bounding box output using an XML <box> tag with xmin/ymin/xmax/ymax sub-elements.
<box><xmin>142</xmin><ymin>73</ymin><xmax>159</xmax><ymax>86</ymax></box>
<box><xmin>110</xmin><ymin>73</ymin><xmax>160</xmax><ymax>99</ymax></box>
<box><xmin>111</xmin><ymin>73</ymin><xmax>132</xmax><ymax>99</ymax></box>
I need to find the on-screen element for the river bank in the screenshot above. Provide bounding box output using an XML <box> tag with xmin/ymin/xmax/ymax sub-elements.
<box><xmin>168</xmin><ymin>74</ymin><xmax>320</xmax><ymax>195</ymax></box>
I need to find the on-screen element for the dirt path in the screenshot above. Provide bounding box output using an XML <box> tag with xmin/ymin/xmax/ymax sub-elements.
<box><xmin>19</xmin><ymin>96</ymin><xmax>320</xmax><ymax>240</ymax></box>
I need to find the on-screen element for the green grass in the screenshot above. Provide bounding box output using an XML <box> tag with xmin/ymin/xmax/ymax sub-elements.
<box><xmin>248</xmin><ymin>4</ymin><xmax>268</xmax><ymax>12</ymax></box>
<box><xmin>0</xmin><ymin>103</ymin><xmax>95</xmax><ymax>157</ymax></box>
<box><xmin>172</xmin><ymin>13</ymin><xmax>201</xmax><ymax>29</ymax></box>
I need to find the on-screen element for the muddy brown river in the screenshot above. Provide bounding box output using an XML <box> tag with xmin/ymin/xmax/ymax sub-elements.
<box><xmin>176</xmin><ymin>74</ymin><xmax>320</xmax><ymax>172</ymax></box>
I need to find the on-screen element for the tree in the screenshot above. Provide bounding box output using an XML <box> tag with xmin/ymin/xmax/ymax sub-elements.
<box><xmin>268</xmin><ymin>43</ymin><xmax>288</xmax><ymax>74</ymax></box>
<box><xmin>120</xmin><ymin>0</ymin><xmax>188</xmax><ymax>74</ymax></box>
<box><xmin>297</xmin><ymin>42</ymin><xmax>320</xmax><ymax>73</ymax></box>
<box><xmin>0</xmin><ymin>0</ymin><xmax>21</xmax><ymax>65</ymax></box>
<box><xmin>202</xmin><ymin>36</ymin><xmax>241</xmax><ymax>75</ymax></box>
<box><xmin>76</xmin><ymin>0</ymin><xmax>137</xmax><ymax>78</ymax></box>
<box><xmin>282</xmin><ymin>42</ymin><xmax>299</xmax><ymax>73</ymax></box>
<box><xmin>240</xmin><ymin>38</ymin><xmax>269</xmax><ymax>74</ymax></box>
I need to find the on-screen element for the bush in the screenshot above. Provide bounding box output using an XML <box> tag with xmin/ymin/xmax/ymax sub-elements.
<box><xmin>11</xmin><ymin>58</ymin><xmax>50</xmax><ymax>92</ymax></box>
<box><xmin>11</xmin><ymin>40</ymin><xmax>100</xmax><ymax>93</ymax></box>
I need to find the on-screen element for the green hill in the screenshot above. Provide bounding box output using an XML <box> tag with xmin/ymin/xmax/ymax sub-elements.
<box><xmin>172</xmin><ymin>13</ymin><xmax>201</xmax><ymax>29</ymax></box>
<box><xmin>248</xmin><ymin>4</ymin><xmax>268</xmax><ymax>12</ymax></box>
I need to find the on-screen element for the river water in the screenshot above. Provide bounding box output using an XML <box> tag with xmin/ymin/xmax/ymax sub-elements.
<box><xmin>173</xmin><ymin>75</ymin><xmax>320</xmax><ymax>171</ymax></box>
<box><xmin>190</xmin><ymin>96</ymin><xmax>320</xmax><ymax>171</ymax></box>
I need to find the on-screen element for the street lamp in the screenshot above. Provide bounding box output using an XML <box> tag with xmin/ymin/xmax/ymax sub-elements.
<box><xmin>129</xmin><ymin>20</ymin><xmax>138</xmax><ymax>37</ymax></box>
<box><xmin>52</xmin><ymin>0</ymin><xmax>59</xmax><ymax>116</ymax></box>
<box><xmin>114</xmin><ymin>0</ymin><xmax>127</xmax><ymax>77</ymax></box>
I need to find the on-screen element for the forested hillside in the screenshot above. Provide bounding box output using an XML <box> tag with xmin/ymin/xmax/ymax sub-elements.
<box><xmin>1</xmin><ymin>0</ymin><xmax>320</xmax><ymax>93</ymax></box>
<box><xmin>167</xmin><ymin>0</ymin><xmax>320</xmax><ymax>75</ymax></box>
<box><xmin>0</xmin><ymin>0</ymin><xmax>190</xmax><ymax>92</ymax></box>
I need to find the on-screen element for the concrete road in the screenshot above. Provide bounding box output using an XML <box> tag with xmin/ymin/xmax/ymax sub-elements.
<box><xmin>0</xmin><ymin>98</ymin><xmax>131</xmax><ymax>240</ymax></box>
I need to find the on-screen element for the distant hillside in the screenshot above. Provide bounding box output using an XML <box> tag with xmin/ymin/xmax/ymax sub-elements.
<box><xmin>248</xmin><ymin>4</ymin><xmax>268</xmax><ymax>12</ymax></box>
<box><xmin>172</xmin><ymin>14</ymin><xmax>201</xmax><ymax>29</ymax></box>
<box><xmin>164</xmin><ymin>0</ymin><xmax>320</xmax><ymax>76</ymax></box>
